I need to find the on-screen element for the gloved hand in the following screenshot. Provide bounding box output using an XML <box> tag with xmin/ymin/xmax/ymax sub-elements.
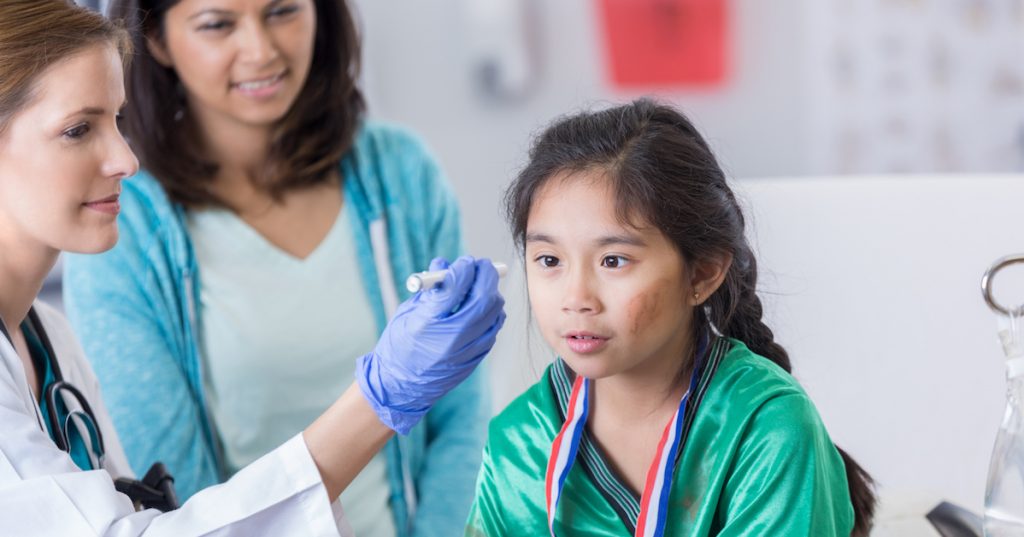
<box><xmin>356</xmin><ymin>256</ymin><xmax>506</xmax><ymax>434</ymax></box>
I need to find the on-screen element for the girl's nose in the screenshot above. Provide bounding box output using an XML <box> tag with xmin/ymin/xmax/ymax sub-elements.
<box><xmin>561</xmin><ymin>266</ymin><xmax>600</xmax><ymax>315</ymax></box>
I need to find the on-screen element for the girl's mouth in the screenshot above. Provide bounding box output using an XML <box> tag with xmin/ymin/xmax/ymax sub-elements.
<box><xmin>564</xmin><ymin>332</ymin><xmax>609</xmax><ymax>354</ymax></box>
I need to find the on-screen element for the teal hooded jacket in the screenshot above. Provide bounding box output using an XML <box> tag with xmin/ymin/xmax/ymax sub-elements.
<box><xmin>62</xmin><ymin>122</ymin><xmax>488</xmax><ymax>537</ymax></box>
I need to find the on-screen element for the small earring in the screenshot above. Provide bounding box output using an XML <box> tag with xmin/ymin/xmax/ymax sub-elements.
<box><xmin>693</xmin><ymin>292</ymin><xmax>700</xmax><ymax>301</ymax></box>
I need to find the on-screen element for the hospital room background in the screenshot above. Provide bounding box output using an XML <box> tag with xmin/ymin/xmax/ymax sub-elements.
<box><xmin>66</xmin><ymin>0</ymin><xmax>1024</xmax><ymax>534</ymax></box>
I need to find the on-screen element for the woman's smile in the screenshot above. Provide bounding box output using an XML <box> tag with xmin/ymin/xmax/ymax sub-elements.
<box><xmin>232</xmin><ymin>70</ymin><xmax>287</xmax><ymax>99</ymax></box>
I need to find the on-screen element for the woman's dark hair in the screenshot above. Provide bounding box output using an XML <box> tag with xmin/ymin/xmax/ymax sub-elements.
<box><xmin>505</xmin><ymin>98</ymin><xmax>876</xmax><ymax>536</ymax></box>
<box><xmin>108</xmin><ymin>0</ymin><xmax>365</xmax><ymax>208</ymax></box>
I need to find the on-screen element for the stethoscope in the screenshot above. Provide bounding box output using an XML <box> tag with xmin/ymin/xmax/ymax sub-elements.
<box><xmin>0</xmin><ymin>307</ymin><xmax>180</xmax><ymax>510</ymax></box>
<box><xmin>0</xmin><ymin>307</ymin><xmax>107</xmax><ymax>467</ymax></box>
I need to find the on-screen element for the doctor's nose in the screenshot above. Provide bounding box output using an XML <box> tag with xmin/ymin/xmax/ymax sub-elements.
<box><xmin>102</xmin><ymin>131</ymin><xmax>138</xmax><ymax>181</ymax></box>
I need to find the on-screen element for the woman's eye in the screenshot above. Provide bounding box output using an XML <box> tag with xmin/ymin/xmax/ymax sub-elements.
<box><xmin>601</xmin><ymin>255</ymin><xmax>629</xmax><ymax>269</ymax></box>
<box><xmin>536</xmin><ymin>255</ymin><xmax>560</xmax><ymax>268</ymax></box>
<box><xmin>62</xmin><ymin>123</ymin><xmax>91</xmax><ymax>140</ymax></box>
<box><xmin>268</xmin><ymin>4</ymin><xmax>299</xmax><ymax>18</ymax></box>
<box><xmin>198</xmin><ymin>19</ymin><xmax>232</xmax><ymax>31</ymax></box>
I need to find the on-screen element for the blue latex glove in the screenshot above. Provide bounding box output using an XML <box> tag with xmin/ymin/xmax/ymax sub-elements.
<box><xmin>356</xmin><ymin>256</ymin><xmax>506</xmax><ymax>434</ymax></box>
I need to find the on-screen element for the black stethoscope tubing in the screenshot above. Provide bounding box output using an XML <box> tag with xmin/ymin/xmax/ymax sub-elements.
<box><xmin>0</xmin><ymin>307</ymin><xmax>106</xmax><ymax>458</ymax></box>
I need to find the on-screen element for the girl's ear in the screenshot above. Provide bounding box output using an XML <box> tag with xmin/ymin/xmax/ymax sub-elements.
<box><xmin>689</xmin><ymin>253</ymin><xmax>732</xmax><ymax>306</ymax></box>
<box><xmin>146</xmin><ymin>34</ymin><xmax>174</xmax><ymax>68</ymax></box>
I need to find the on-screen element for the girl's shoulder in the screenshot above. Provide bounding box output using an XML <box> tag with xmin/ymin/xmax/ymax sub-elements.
<box><xmin>706</xmin><ymin>338</ymin><xmax>827</xmax><ymax>433</ymax></box>
<box><xmin>715</xmin><ymin>339</ymin><xmax>806</xmax><ymax>394</ymax></box>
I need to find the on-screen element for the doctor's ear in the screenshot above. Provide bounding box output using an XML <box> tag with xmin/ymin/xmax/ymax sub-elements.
<box><xmin>688</xmin><ymin>253</ymin><xmax>732</xmax><ymax>306</ymax></box>
<box><xmin>145</xmin><ymin>34</ymin><xmax>174</xmax><ymax>68</ymax></box>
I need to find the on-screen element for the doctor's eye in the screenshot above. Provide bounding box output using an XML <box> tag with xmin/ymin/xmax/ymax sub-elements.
<box><xmin>535</xmin><ymin>255</ymin><xmax>560</xmax><ymax>268</ymax></box>
<box><xmin>62</xmin><ymin>123</ymin><xmax>91</xmax><ymax>140</ymax></box>
<box><xmin>600</xmin><ymin>255</ymin><xmax>630</xmax><ymax>269</ymax></box>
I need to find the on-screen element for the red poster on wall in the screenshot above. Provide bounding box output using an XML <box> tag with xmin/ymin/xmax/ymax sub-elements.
<box><xmin>597</xmin><ymin>0</ymin><xmax>729</xmax><ymax>88</ymax></box>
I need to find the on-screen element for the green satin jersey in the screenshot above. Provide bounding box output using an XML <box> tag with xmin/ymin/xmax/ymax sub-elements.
<box><xmin>466</xmin><ymin>338</ymin><xmax>855</xmax><ymax>536</ymax></box>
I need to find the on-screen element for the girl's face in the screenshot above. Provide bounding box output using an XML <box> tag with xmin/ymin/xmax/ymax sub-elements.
<box><xmin>151</xmin><ymin>0</ymin><xmax>316</xmax><ymax>133</ymax></box>
<box><xmin>0</xmin><ymin>44</ymin><xmax>137</xmax><ymax>255</ymax></box>
<box><xmin>525</xmin><ymin>172</ymin><xmax>698</xmax><ymax>380</ymax></box>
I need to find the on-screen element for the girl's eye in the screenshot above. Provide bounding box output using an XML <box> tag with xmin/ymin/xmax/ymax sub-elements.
<box><xmin>62</xmin><ymin>123</ymin><xmax>91</xmax><ymax>140</ymax></box>
<box><xmin>536</xmin><ymin>255</ymin><xmax>560</xmax><ymax>268</ymax></box>
<box><xmin>601</xmin><ymin>255</ymin><xmax>629</xmax><ymax>269</ymax></box>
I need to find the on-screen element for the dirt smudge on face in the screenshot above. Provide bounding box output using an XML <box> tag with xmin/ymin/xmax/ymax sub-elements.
<box><xmin>627</xmin><ymin>288</ymin><xmax>662</xmax><ymax>336</ymax></box>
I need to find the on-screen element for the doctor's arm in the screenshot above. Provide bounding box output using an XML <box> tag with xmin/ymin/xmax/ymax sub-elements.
<box><xmin>0</xmin><ymin>368</ymin><xmax>362</xmax><ymax>536</ymax></box>
<box><xmin>316</xmin><ymin>254</ymin><xmax>504</xmax><ymax>502</ymax></box>
<box><xmin>2</xmin><ymin>257</ymin><xmax>505</xmax><ymax>536</ymax></box>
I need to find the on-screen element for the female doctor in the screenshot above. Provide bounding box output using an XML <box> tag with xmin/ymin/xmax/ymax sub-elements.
<box><xmin>0</xmin><ymin>1</ymin><xmax>504</xmax><ymax>535</ymax></box>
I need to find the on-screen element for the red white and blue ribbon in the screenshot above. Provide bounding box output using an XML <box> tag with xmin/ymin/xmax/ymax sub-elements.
<box><xmin>545</xmin><ymin>376</ymin><xmax>694</xmax><ymax>537</ymax></box>
<box><xmin>635</xmin><ymin>393</ymin><xmax>688</xmax><ymax>536</ymax></box>
<box><xmin>545</xmin><ymin>375</ymin><xmax>590</xmax><ymax>535</ymax></box>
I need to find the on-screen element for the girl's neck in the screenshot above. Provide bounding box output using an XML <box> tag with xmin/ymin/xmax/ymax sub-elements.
<box><xmin>0</xmin><ymin>229</ymin><xmax>58</xmax><ymax>332</ymax></box>
<box><xmin>584</xmin><ymin>335</ymin><xmax>698</xmax><ymax>495</ymax></box>
<box><xmin>591</xmin><ymin>336</ymin><xmax>696</xmax><ymax>425</ymax></box>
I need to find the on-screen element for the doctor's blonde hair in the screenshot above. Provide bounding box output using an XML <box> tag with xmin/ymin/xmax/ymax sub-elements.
<box><xmin>0</xmin><ymin>0</ymin><xmax>130</xmax><ymax>136</ymax></box>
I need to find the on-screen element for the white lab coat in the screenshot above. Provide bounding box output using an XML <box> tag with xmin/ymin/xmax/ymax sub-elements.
<box><xmin>0</xmin><ymin>302</ymin><xmax>354</xmax><ymax>536</ymax></box>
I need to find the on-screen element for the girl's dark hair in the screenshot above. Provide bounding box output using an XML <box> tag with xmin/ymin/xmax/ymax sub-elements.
<box><xmin>108</xmin><ymin>0</ymin><xmax>365</xmax><ymax>208</ymax></box>
<box><xmin>505</xmin><ymin>98</ymin><xmax>876</xmax><ymax>536</ymax></box>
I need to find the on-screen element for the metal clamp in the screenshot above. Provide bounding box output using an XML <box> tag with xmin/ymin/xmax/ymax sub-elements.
<box><xmin>982</xmin><ymin>254</ymin><xmax>1024</xmax><ymax>316</ymax></box>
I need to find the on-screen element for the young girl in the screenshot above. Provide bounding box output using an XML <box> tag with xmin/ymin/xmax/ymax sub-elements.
<box><xmin>466</xmin><ymin>99</ymin><xmax>875</xmax><ymax>536</ymax></box>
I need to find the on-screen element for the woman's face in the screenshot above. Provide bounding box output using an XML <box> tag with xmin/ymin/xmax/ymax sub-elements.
<box><xmin>0</xmin><ymin>43</ymin><xmax>137</xmax><ymax>255</ymax></box>
<box><xmin>153</xmin><ymin>0</ymin><xmax>317</xmax><ymax>133</ymax></box>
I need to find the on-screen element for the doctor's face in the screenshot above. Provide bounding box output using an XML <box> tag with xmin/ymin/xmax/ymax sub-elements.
<box><xmin>0</xmin><ymin>43</ymin><xmax>138</xmax><ymax>255</ymax></box>
<box><xmin>152</xmin><ymin>0</ymin><xmax>317</xmax><ymax>135</ymax></box>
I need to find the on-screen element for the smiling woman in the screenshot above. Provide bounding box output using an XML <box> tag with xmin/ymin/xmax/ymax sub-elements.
<box><xmin>112</xmin><ymin>0</ymin><xmax>361</xmax><ymax>206</ymax></box>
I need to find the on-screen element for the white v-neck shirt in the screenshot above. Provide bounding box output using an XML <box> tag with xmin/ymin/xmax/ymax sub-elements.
<box><xmin>187</xmin><ymin>203</ymin><xmax>396</xmax><ymax>537</ymax></box>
